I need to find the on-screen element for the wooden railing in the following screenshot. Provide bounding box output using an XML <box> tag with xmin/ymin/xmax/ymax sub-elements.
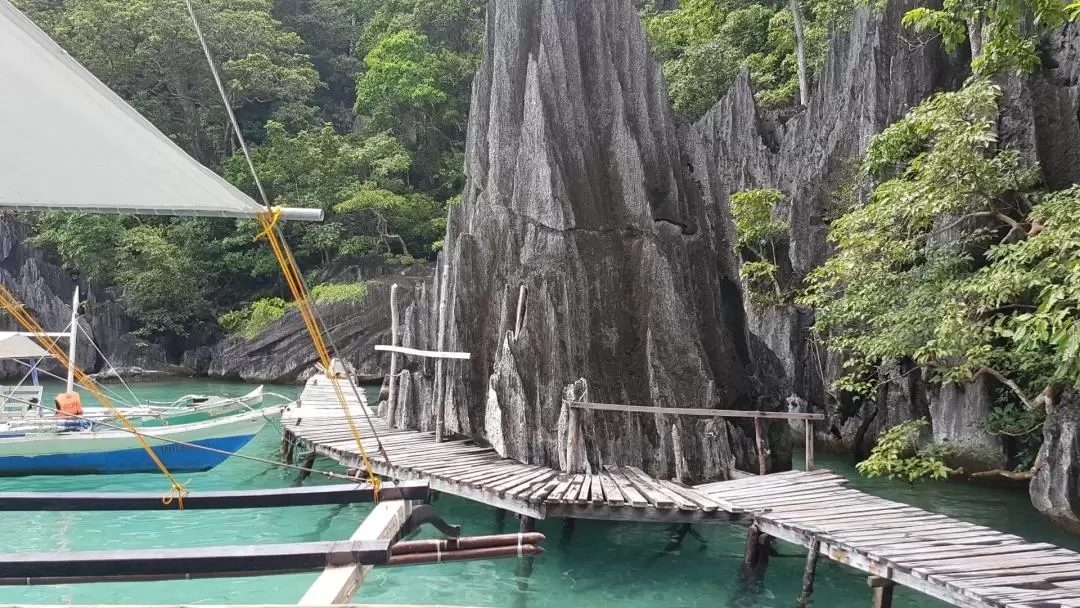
<box><xmin>566</xmin><ymin>401</ymin><xmax>823</xmax><ymax>475</ymax></box>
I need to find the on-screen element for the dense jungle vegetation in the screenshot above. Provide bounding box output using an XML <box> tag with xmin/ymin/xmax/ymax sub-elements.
<box><xmin>17</xmin><ymin>0</ymin><xmax>482</xmax><ymax>344</ymax></box>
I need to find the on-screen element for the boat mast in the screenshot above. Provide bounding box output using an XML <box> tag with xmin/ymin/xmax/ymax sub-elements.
<box><xmin>66</xmin><ymin>284</ymin><xmax>78</xmax><ymax>394</ymax></box>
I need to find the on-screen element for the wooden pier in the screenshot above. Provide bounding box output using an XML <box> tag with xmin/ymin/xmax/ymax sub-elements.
<box><xmin>697</xmin><ymin>470</ymin><xmax>1080</xmax><ymax>608</ymax></box>
<box><xmin>286</xmin><ymin>381</ymin><xmax>1080</xmax><ymax>607</ymax></box>
<box><xmin>283</xmin><ymin>385</ymin><xmax>741</xmax><ymax>522</ymax></box>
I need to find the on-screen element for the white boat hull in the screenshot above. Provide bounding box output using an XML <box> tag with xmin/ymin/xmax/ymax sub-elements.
<box><xmin>0</xmin><ymin>407</ymin><xmax>279</xmax><ymax>476</ymax></box>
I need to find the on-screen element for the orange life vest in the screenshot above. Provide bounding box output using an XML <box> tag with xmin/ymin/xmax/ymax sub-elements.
<box><xmin>54</xmin><ymin>391</ymin><xmax>83</xmax><ymax>418</ymax></box>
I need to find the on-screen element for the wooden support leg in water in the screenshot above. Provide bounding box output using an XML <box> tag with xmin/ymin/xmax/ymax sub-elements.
<box><xmin>743</xmin><ymin>525</ymin><xmax>762</xmax><ymax>567</ymax></box>
<box><xmin>797</xmin><ymin>537</ymin><xmax>821</xmax><ymax>606</ymax></box>
<box><xmin>279</xmin><ymin>435</ymin><xmax>296</xmax><ymax>464</ymax></box>
<box><xmin>297</xmin><ymin>452</ymin><xmax>317</xmax><ymax>484</ymax></box>
<box><xmin>868</xmin><ymin>576</ymin><xmax>895</xmax><ymax>608</ymax></box>
<box><xmin>663</xmin><ymin>523</ymin><xmax>691</xmax><ymax>553</ymax></box>
<box><xmin>515</xmin><ymin>516</ymin><xmax>537</xmax><ymax>591</ymax></box>
<box><xmin>559</xmin><ymin>518</ymin><xmax>575</xmax><ymax>549</ymax></box>
<box><xmin>494</xmin><ymin>509</ymin><xmax>506</xmax><ymax>533</ymax></box>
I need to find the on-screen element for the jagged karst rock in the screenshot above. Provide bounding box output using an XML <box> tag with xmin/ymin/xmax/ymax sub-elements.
<box><xmin>387</xmin><ymin>0</ymin><xmax>787</xmax><ymax>481</ymax></box>
<box><xmin>694</xmin><ymin>0</ymin><xmax>967</xmax><ymax>445</ymax></box>
<box><xmin>695</xmin><ymin>0</ymin><xmax>1080</xmax><ymax>459</ymax></box>
<box><xmin>1031</xmin><ymin>388</ymin><xmax>1080</xmax><ymax>532</ymax></box>
<box><xmin>0</xmin><ymin>217</ymin><xmax>158</xmax><ymax>380</ymax></box>
<box><xmin>209</xmin><ymin>268</ymin><xmax>432</xmax><ymax>384</ymax></box>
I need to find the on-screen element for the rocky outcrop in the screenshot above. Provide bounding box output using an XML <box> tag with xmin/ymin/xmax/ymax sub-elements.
<box><xmin>695</xmin><ymin>2</ymin><xmax>1080</xmax><ymax>458</ymax></box>
<box><xmin>385</xmin><ymin>0</ymin><xmax>788</xmax><ymax>482</ymax></box>
<box><xmin>0</xmin><ymin>216</ymin><xmax>165</xmax><ymax>381</ymax></box>
<box><xmin>208</xmin><ymin>267</ymin><xmax>432</xmax><ymax>383</ymax></box>
<box><xmin>1031</xmin><ymin>388</ymin><xmax>1080</xmax><ymax>533</ymax></box>
<box><xmin>695</xmin><ymin>0</ymin><xmax>968</xmax><ymax>447</ymax></box>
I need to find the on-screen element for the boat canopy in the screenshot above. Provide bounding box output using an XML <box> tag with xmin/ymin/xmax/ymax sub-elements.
<box><xmin>0</xmin><ymin>333</ymin><xmax>51</xmax><ymax>360</ymax></box>
<box><xmin>0</xmin><ymin>1</ymin><xmax>321</xmax><ymax>222</ymax></box>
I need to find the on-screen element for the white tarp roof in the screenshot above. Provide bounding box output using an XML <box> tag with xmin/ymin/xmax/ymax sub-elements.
<box><xmin>0</xmin><ymin>1</ymin><xmax>319</xmax><ymax>221</ymax></box>
<box><xmin>0</xmin><ymin>333</ymin><xmax>51</xmax><ymax>360</ymax></box>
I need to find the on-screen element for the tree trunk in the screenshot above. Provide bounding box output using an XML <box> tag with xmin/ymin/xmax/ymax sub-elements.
<box><xmin>790</xmin><ymin>0</ymin><xmax>809</xmax><ymax>106</ymax></box>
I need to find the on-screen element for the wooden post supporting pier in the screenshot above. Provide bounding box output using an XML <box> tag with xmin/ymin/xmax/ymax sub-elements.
<box><xmin>798</xmin><ymin>537</ymin><xmax>821</xmax><ymax>606</ymax></box>
<box><xmin>514</xmin><ymin>285</ymin><xmax>527</xmax><ymax>336</ymax></box>
<box><xmin>868</xmin><ymin>577</ymin><xmax>895</xmax><ymax>608</ymax></box>
<box><xmin>385</xmin><ymin>284</ymin><xmax>400</xmax><ymax>426</ymax></box>
<box><xmin>753</xmin><ymin>418</ymin><xmax>766</xmax><ymax>475</ymax></box>
<box><xmin>514</xmin><ymin>516</ymin><xmax>537</xmax><ymax>591</ymax></box>
<box><xmin>804</xmin><ymin>419</ymin><xmax>815</xmax><ymax>471</ymax></box>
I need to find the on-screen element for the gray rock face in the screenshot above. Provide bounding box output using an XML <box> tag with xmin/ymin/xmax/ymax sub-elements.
<box><xmin>388</xmin><ymin>0</ymin><xmax>786</xmax><ymax>480</ymax></box>
<box><xmin>208</xmin><ymin>269</ymin><xmax>431</xmax><ymax>383</ymax></box>
<box><xmin>694</xmin><ymin>0</ymin><xmax>966</xmax><ymax>444</ymax></box>
<box><xmin>1031</xmin><ymin>388</ymin><xmax>1080</xmax><ymax>533</ymax></box>
<box><xmin>0</xmin><ymin>217</ymin><xmax>162</xmax><ymax>381</ymax></box>
<box><xmin>695</xmin><ymin>1</ymin><xmax>1080</xmax><ymax>461</ymax></box>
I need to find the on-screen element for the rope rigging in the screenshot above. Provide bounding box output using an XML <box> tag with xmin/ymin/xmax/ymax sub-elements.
<box><xmin>179</xmin><ymin>0</ymin><xmax>385</xmax><ymax>495</ymax></box>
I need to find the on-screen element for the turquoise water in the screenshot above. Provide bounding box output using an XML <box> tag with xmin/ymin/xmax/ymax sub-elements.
<box><xmin>0</xmin><ymin>379</ymin><xmax>1076</xmax><ymax>607</ymax></box>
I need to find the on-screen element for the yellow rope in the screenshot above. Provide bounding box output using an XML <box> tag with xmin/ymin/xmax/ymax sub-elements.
<box><xmin>0</xmin><ymin>282</ymin><xmax>188</xmax><ymax>508</ymax></box>
<box><xmin>255</xmin><ymin>210</ymin><xmax>381</xmax><ymax>498</ymax></box>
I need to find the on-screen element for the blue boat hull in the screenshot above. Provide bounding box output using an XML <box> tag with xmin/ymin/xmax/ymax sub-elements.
<box><xmin>0</xmin><ymin>434</ymin><xmax>257</xmax><ymax>476</ymax></box>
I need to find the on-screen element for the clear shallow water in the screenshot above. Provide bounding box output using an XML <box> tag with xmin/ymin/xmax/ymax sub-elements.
<box><xmin>0</xmin><ymin>379</ymin><xmax>1076</xmax><ymax>607</ymax></box>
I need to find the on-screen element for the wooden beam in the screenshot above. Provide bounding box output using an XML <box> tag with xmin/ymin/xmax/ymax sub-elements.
<box><xmin>567</xmin><ymin>402</ymin><xmax>825</xmax><ymax>421</ymax></box>
<box><xmin>0</xmin><ymin>481</ymin><xmax>429</xmax><ymax>511</ymax></box>
<box><xmin>300</xmin><ymin>500</ymin><xmax>412</xmax><ymax>605</ymax></box>
<box><xmin>754</xmin><ymin>418</ymin><xmax>767</xmax><ymax>476</ymax></box>
<box><xmin>0</xmin><ymin>540</ymin><xmax>391</xmax><ymax>584</ymax></box>
<box><xmin>374</xmin><ymin>345</ymin><xmax>470</xmax><ymax>360</ymax></box>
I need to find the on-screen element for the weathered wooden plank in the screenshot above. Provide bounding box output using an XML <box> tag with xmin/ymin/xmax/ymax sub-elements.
<box><xmin>597</xmin><ymin>470</ymin><xmax>625</xmax><ymax>506</ymax></box>
<box><xmin>373</xmin><ymin>345</ymin><xmax>471</xmax><ymax>359</ymax></box>
<box><xmin>624</xmin><ymin>467</ymin><xmax>692</xmax><ymax>510</ymax></box>
<box><xmin>525</xmin><ymin>475</ymin><xmax>564</xmax><ymax>502</ymax></box>
<box><xmin>588</xmin><ymin>475</ymin><xmax>605</xmax><ymax>506</ymax></box>
<box><xmin>493</xmin><ymin>468</ymin><xmax>554</xmax><ymax>496</ymax></box>
<box><xmin>561</xmin><ymin>475</ymin><xmax>587</xmax><ymax>505</ymax></box>
<box><xmin>567</xmin><ymin>402</ymin><xmax>824</xmax><ymax>421</ymax></box>
<box><xmin>575</xmin><ymin>475</ymin><xmax>593</xmax><ymax>505</ymax></box>
<box><xmin>607</xmin><ymin>469</ymin><xmax>648</xmax><ymax>508</ymax></box>
<box><xmin>543</xmin><ymin>476</ymin><xmax>576</xmax><ymax>504</ymax></box>
<box><xmin>299</xmin><ymin>500</ymin><xmax>411</xmax><ymax>605</ymax></box>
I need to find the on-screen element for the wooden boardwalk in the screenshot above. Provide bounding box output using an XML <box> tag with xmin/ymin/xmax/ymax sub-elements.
<box><xmin>286</xmin><ymin>381</ymin><xmax>1080</xmax><ymax>607</ymax></box>
<box><xmin>697</xmin><ymin>470</ymin><xmax>1080</xmax><ymax>608</ymax></box>
<box><xmin>282</xmin><ymin>384</ymin><xmax>731</xmax><ymax>522</ymax></box>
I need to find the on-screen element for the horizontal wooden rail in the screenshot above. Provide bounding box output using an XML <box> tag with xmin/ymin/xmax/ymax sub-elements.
<box><xmin>567</xmin><ymin>401</ymin><xmax>824</xmax><ymax>421</ymax></box>
<box><xmin>0</xmin><ymin>481</ymin><xmax>429</xmax><ymax>511</ymax></box>
<box><xmin>374</xmin><ymin>345</ymin><xmax>471</xmax><ymax>360</ymax></box>
<box><xmin>0</xmin><ymin>540</ymin><xmax>391</xmax><ymax>584</ymax></box>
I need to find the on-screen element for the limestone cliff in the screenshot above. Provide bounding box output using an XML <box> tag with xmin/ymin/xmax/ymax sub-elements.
<box><xmin>0</xmin><ymin>216</ymin><xmax>165</xmax><ymax>381</ymax></box>
<box><xmin>208</xmin><ymin>268</ymin><xmax>431</xmax><ymax>383</ymax></box>
<box><xmin>697</xmin><ymin>1</ymin><xmax>1080</xmax><ymax>467</ymax></box>
<box><xmin>385</xmin><ymin>0</ymin><xmax>789</xmax><ymax>481</ymax></box>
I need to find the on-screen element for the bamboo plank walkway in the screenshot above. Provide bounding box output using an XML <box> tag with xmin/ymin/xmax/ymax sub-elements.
<box><xmin>282</xmin><ymin>384</ymin><xmax>731</xmax><ymax>522</ymax></box>
<box><xmin>697</xmin><ymin>470</ymin><xmax>1080</xmax><ymax>608</ymax></box>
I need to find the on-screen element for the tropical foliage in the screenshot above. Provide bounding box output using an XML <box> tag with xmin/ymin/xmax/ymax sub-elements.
<box><xmin>18</xmin><ymin>0</ymin><xmax>481</xmax><ymax>343</ymax></box>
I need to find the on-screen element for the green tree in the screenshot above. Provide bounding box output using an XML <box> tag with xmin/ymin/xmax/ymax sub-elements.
<box><xmin>16</xmin><ymin>0</ymin><xmax>321</xmax><ymax>165</ymax></box>
<box><xmin>643</xmin><ymin>1</ymin><xmax>829</xmax><ymax>115</ymax></box>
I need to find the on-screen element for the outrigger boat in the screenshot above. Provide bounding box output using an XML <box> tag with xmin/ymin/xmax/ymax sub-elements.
<box><xmin>0</xmin><ymin>406</ymin><xmax>281</xmax><ymax>476</ymax></box>
<box><xmin>0</xmin><ymin>299</ymin><xmax>272</xmax><ymax>428</ymax></box>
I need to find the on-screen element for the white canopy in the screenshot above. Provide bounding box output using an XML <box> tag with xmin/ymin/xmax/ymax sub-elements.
<box><xmin>0</xmin><ymin>333</ymin><xmax>51</xmax><ymax>360</ymax></box>
<box><xmin>0</xmin><ymin>1</ymin><xmax>321</xmax><ymax>222</ymax></box>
